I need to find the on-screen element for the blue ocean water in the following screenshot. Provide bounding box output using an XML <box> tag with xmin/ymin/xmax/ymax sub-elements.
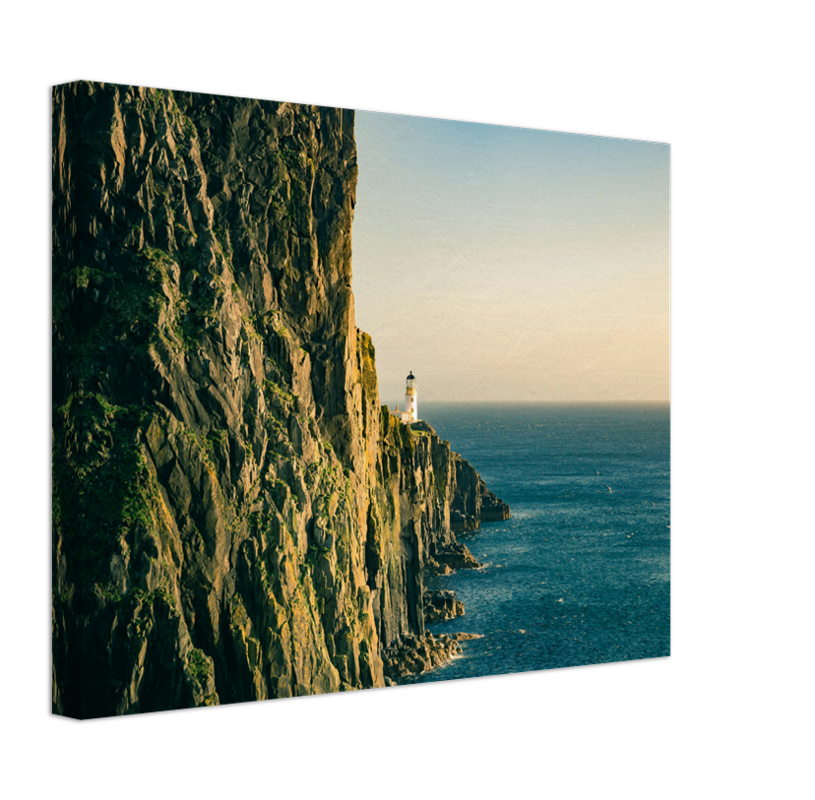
<box><xmin>408</xmin><ymin>403</ymin><xmax>670</xmax><ymax>683</ymax></box>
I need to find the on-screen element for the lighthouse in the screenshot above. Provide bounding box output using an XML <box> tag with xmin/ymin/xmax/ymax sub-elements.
<box><xmin>404</xmin><ymin>371</ymin><xmax>418</xmax><ymax>422</ymax></box>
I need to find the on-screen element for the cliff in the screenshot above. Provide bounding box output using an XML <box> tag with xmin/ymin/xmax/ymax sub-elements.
<box><xmin>51</xmin><ymin>82</ymin><xmax>509</xmax><ymax>718</ymax></box>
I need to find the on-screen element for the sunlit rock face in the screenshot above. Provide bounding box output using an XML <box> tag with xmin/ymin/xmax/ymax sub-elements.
<box><xmin>51</xmin><ymin>82</ymin><xmax>509</xmax><ymax>717</ymax></box>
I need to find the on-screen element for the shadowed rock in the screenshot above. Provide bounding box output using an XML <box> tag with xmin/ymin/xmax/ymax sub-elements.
<box><xmin>424</xmin><ymin>589</ymin><xmax>465</xmax><ymax>622</ymax></box>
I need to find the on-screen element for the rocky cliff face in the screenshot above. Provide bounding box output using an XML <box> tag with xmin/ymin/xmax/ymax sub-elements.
<box><xmin>51</xmin><ymin>81</ymin><xmax>509</xmax><ymax>718</ymax></box>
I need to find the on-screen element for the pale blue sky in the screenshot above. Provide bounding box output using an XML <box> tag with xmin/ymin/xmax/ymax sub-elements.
<box><xmin>352</xmin><ymin>111</ymin><xmax>669</xmax><ymax>404</ymax></box>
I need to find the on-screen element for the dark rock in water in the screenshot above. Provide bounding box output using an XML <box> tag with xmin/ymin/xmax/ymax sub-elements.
<box><xmin>452</xmin><ymin>632</ymin><xmax>483</xmax><ymax>641</ymax></box>
<box><xmin>480</xmin><ymin>480</ymin><xmax>512</xmax><ymax>521</ymax></box>
<box><xmin>423</xmin><ymin>589</ymin><xmax>465</xmax><ymax>622</ymax></box>
<box><xmin>381</xmin><ymin>633</ymin><xmax>462</xmax><ymax>680</ymax></box>
<box><xmin>424</xmin><ymin>557</ymin><xmax>453</xmax><ymax>576</ymax></box>
<box><xmin>434</xmin><ymin>542</ymin><xmax>483</xmax><ymax>570</ymax></box>
<box><xmin>51</xmin><ymin>81</ymin><xmax>510</xmax><ymax>718</ymax></box>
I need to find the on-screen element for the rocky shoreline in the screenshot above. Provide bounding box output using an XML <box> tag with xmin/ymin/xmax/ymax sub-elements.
<box><xmin>382</xmin><ymin>634</ymin><xmax>462</xmax><ymax>684</ymax></box>
<box><xmin>424</xmin><ymin>589</ymin><xmax>465</xmax><ymax>622</ymax></box>
<box><xmin>377</xmin><ymin>410</ymin><xmax>507</xmax><ymax>684</ymax></box>
<box><xmin>384</xmin><ymin>559</ymin><xmax>481</xmax><ymax>681</ymax></box>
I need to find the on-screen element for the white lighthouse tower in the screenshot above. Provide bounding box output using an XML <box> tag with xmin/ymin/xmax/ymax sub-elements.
<box><xmin>404</xmin><ymin>371</ymin><xmax>418</xmax><ymax>422</ymax></box>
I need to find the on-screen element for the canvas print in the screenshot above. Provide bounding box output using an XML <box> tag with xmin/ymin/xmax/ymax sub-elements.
<box><xmin>52</xmin><ymin>82</ymin><xmax>669</xmax><ymax>718</ymax></box>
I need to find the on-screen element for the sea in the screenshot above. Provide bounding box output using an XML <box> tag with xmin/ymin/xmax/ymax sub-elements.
<box><xmin>404</xmin><ymin>402</ymin><xmax>670</xmax><ymax>684</ymax></box>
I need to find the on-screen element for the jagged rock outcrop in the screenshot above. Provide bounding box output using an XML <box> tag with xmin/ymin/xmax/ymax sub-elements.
<box><xmin>381</xmin><ymin>633</ymin><xmax>461</xmax><ymax>681</ymax></box>
<box><xmin>411</xmin><ymin>420</ymin><xmax>510</xmax><ymax>530</ymax></box>
<box><xmin>434</xmin><ymin>543</ymin><xmax>483</xmax><ymax>570</ymax></box>
<box><xmin>51</xmin><ymin>81</ymin><xmax>509</xmax><ymax>717</ymax></box>
<box><xmin>424</xmin><ymin>589</ymin><xmax>465</xmax><ymax>622</ymax></box>
<box><xmin>479</xmin><ymin>481</ymin><xmax>512</xmax><ymax>522</ymax></box>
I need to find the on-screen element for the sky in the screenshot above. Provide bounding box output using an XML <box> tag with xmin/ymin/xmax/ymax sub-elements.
<box><xmin>351</xmin><ymin>111</ymin><xmax>669</xmax><ymax>405</ymax></box>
